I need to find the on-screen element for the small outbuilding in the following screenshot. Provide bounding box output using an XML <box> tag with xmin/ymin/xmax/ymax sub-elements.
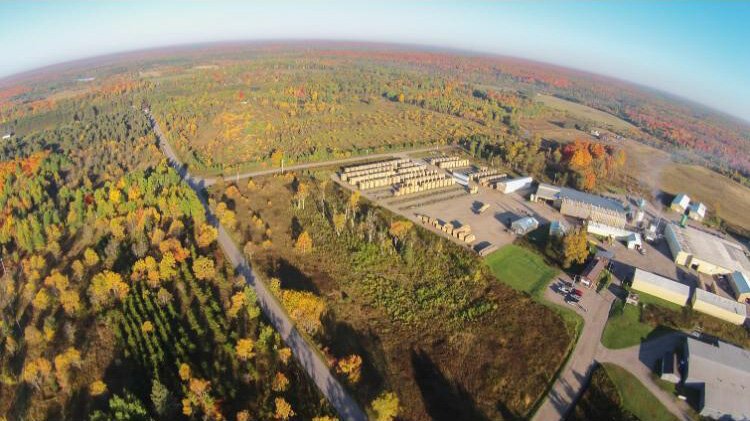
<box><xmin>630</xmin><ymin>268</ymin><xmax>690</xmax><ymax>307</ymax></box>
<box><xmin>688</xmin><ymin>202</ymin><xmax>707</xmax><ymax>221</ymax></box>
<box><xmin>691</xmin><ymin>288</ymin><xmax>748</xmax><ymax>325</ymax></box>
<box><xmin>728</xmin><ymin>271</ymin><xmax>750</xmax><ymax>303</ymax></box>
<box><xmin>671</xmin><ymin>193</ymin><xmax>691</xmax><ymax>213</ymax></box>
<box><xmin>511</xmin><ymin>216</ymin><xmax>539</xmax><ymax>236</ymax></box>
<box><xmin>660</xmin><ymin>351</ymin><xmax>680</xmax><ymax>383</ymax></box>
<box><xmin>549</xmin><ymin>220</ymin><xmax>568</xmax><ymax>238</ymax></box>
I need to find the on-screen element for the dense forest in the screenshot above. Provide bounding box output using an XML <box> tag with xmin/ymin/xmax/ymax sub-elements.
<box><xmin>0</xmin><ymin>95</ymin><xmax>332</xmax><ymax>420</ymax></box>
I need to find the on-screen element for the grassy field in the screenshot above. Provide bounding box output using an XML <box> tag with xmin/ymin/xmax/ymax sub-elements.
<box><xmin>484</xmin><ymin>244</ymin><xmax>559</xmax><ymax>297</ymax></box>
<box><xmin>602</xmin><ymin>292</ymin><xmax>750</xmax><ymax>349</ymax></box>
<box><xmin>660</xmin><ymin>163</ymin><xmax>750</xmax><ymax>231</ymax></box>
<box><xmin>601</xmin><ymin>300</ymin><xmax>663</xmax><ymax>349</ymax></box>
<box><xmin>536</xmin><ymin>94</ymin><xmax>638</xmax><ymax>132</ymax></box>
<box><xmin>603</xmin><ymin>363</ymin><xmax>678</xmax><ymax>421</ymax></box>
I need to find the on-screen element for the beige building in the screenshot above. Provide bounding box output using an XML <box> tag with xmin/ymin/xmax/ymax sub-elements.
<box><xmin>728</xmin><ymin>271</ymin><xmax>750</xmax><ymax>303</ymax></box>
<box><xmin>692</xmin><ymin>289</ymin><xmax>747</xmax><ymax>325</ymax></box>
<box><xmin>664</xmin><ymin>223</ymin><xmax>750</xmax><ymax>276</ymax></box>
<box><xmin>631</xmin><ymin>268</ymin><xmax>691</xmax><ymax>307</ymax></box>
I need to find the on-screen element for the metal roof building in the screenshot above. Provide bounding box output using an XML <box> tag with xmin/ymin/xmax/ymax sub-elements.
<box><xmin>495</xmin><ymin>176</ymin><xmax>533</xmax><ymax>194</ymax></box>
<box><xmin>511</xmin><ymin>216</ymin><xmax>539</xmax><ymax>235</ymax></box>
<box><xmin>729</xmin><ymin>271</ymin><xmax>750</xmax><ymax>303</ymax></box>
<box><xmin>692</xmin><ymin>288</ymin><xmax>748</xmax><ymax>325</ymax></box>
<box><xmin>630</xmin><ymin>268</ymin><xmax>691</xmax><ymax>307</ymax></box>
<box><xmin>534</xmin><ymin>183</ymin><xmax>627</xmax><ymax>228</ymax></box>
<box><xmin>683</xmin><ymin>337</ymin><xmax>750</xmax><ymax>420</ymax></box>
<box><xmin>664</xmin><ymin>223</ymin><xmax>750</xmax><ymax>276</ymax></box>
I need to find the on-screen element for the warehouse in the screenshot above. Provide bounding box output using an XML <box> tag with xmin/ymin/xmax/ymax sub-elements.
<box><xmin>533</xmin><ymin>183</ymin><xmax>627</xmax><ymax>228</ymax></box>
<box><xmin>691</xmin><ymin>288</ymin><xmax>747</xmax><ymax>325</ymax></box>
<box><xmin>682</xmin><ymin>337</ymin><xmax>750</xmax><ymax>419</ymax></box>
<box><xmin>630</xmin><ymin>268</ymin><xmax>691</xmax><ymax>307</ymax></box>
<box><xmin>664</xmin><ymin>223</ymin><xmax>750</xmax><ymax>276</ymax></box>
<box><xmin>495</xmin><ymin>176</ymin><xmax>533</xmax><ymax>194</ymax></box>
<box><xmin>671</xmin><ymin>193</ymin><xmax>691</xmax><ymax>213</ymax></box>
<box><xmin>729</xmin><ymin>271</ymin><xmax>750</xmax><ymax>303</ymax></box>
<box><xmin>586</xmin><ymin>221</ymin><xmax>641</xmax><ymax>249</ymax></box>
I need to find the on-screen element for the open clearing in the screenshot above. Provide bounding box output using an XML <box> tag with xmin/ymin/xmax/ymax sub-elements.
<box><xmin>485</xmin><ymin>245</ymin><xmax>558</xmax><ymax>296</ymax></box>
<box><xmin>531</xmin><ymin>94</ymin><xmax>750</xmax><ymax>234</ymax></box>
<box><xmin>536</xmin><ymin>94</ymin><xmax>638</xmax><ymax>132</ymax></box>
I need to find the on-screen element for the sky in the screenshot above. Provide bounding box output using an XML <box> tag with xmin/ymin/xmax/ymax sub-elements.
<box><xmin>1</xmin><ymin>1</ymin><xmax>749</xmax><ymax>120</ymax></box>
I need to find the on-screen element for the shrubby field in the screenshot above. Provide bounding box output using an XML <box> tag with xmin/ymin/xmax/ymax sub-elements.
<box><xmin>208</xmin><ymin>172</ymin><xmax>575</xmax><ymax>419</ymax></box>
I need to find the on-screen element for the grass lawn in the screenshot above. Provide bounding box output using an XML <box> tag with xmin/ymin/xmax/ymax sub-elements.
<box><xmin>484</xmin><ymin>244</ymin><xmax>559</xmax><ymax>297</ymax></box>
<box><xmin>603</xmin><ymin>363</ymin><xmax>678</xmax><ymax>421</ymax></box>
<box><xmin>601</xmin><ymin>300</ymin><xmax>657</xmax><ymax>349</ymax></box>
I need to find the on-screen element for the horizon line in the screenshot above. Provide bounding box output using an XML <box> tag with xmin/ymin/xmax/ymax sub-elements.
<box><xmin>2</xmin><ymin>38</ymin><xmax>749</xmax><ymax>126</ymax></box>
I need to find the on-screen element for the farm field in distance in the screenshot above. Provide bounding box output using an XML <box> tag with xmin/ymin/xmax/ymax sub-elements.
<box><xmin>528</xmin><ymin>93</ymin><xmax>750</xmax><ymax>235</ymax></box>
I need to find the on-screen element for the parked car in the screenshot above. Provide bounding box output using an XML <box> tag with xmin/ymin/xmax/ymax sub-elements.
<box><xmin>572</xmin><ymin>288</ymin><xmax>584</xmax><ymax>297</ymax></box>
<box><xmin>559</xmin><ymin>285</ymin><xmax>572</xmax><ymax>294</ymax></box>
<box><xmin>565</xmin><ymin>296</ymin><xmax>580</xmax><ymax>306</ymax></box>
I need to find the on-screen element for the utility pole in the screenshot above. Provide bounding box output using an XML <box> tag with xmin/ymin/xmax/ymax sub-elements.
<box><xmin>281</xmin><ymin>158</ymin><xmax>284</xmax><ymax>174</ymax></box>
<box><xmin>0</xmin><ymin>257</ymin><xmax>6</xmax><ymax>278</ymax></box>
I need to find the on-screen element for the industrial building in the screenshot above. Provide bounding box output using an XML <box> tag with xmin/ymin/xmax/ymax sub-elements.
<box><xmin>671</xmin><ymin>193</ymin><xmax>691</xmax><ymax>213</ymax></box>
<box><xmin>682</xmin><ymin>337</ymin><xmax>750</xmax><ymax>419</ymax></box>
<box><xmin>729</xmin><ymin>271</ymin><xmax>750</xmax><ymax>303</ymax></box>
<box><xmin>586</xmin><ymin>221</ymin><xmax>641</xmax><ymax>249</ymax></box>
<box><xmin>495</xmin><ymin>176</ymin><xmax>533</xmax><ymax>194</ymax></box>
<box><xmin>533</xmin><ymin>183</ymin><xmax>627</xmax><ymax>228</ymax></box>
<box><xmin>511</xmin><ymin>216</ymin><xmax>539</xmax><ymax>235</ymax></box>
<box><xmin>692</xmin><ymin>288</ymin><xmax>747</xmax><ymax>325</ymax></box>
<box><xmin>664</xmin><ymin>223</ymin><xmax>750</xmax><ymax>276</ymax></box>
<box><xmin>630</xmin><ymin>268</ymin><xmax>691</xmax><ymax>307</ymax></box>
<box><xmin>688</xmin><ymin>202</ymin><xmax>707</xmax><ymax>221</ymax></box>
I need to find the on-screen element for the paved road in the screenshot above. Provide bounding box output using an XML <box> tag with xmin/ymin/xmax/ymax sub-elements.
<box><xmin>533</xmin><ymin>278</ymin><xmax>691</xmax><ymax>421</ymax></box>
<box><xmin>147</xmin><ymin>112</ymin><xmax>368</xmax><ymax>421</ymax></box>
<box><xmin>596</xmin><ymin>333</ymin><xmax>694</xmax><ymax>421</ymax></box>
<box><xmin>532</xmin><ymin>279</ymin><xmax>615</xmax><ymax>421</ymax></box>
<box><xmin>200</xmin><ymin>145</ymin><xmax>452</xmax><ymax>186</ymax></box>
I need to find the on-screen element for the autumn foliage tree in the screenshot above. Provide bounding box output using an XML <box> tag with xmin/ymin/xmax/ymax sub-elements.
<box><xmin>562</xmin><ymin>227</ymin><xmax>590</xmax><ymax>268</ymax></box>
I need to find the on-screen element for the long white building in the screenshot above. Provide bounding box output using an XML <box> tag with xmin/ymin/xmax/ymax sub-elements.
<box><xmin>630</xmin><ymin>268</ymin><xmax>690</xmax><ymax>307</ymax></box>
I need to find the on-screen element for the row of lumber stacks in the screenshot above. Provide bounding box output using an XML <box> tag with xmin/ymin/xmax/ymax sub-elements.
<box><xmin>468</xmin><ymin>168</ymin><xmax>507</xmax><ymax>187</ymax></box>
<box><xmin>393</xmin><ymin>171</ymin><xmax>455</xmax><ymax>196</ymax></box>
<box><xmin>341</xmin><ymin>159</ymin><xmax>434</xmax><ymax>190</ymax></box>
<box><xmin>428</xmin><ymin>156</ymin><xmax>471</xmax><ymax>169</ymax></box>
<box><xmin>417</xmin><ymin>215</ymin><xmax>476</xmax><ymax>244</ymax></box>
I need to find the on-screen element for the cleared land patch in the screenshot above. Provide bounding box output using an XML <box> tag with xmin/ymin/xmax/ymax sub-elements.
<box><xmin>485</xmin><ymin>244</ymin><xmax>558</xmax><ymax>296</ymax></box>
